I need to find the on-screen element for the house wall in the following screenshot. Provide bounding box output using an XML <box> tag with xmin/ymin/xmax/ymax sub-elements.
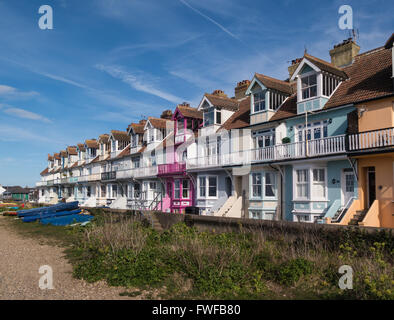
<box><xmin>285</xmin><ymin>106</ymin><xmax>355</xmax><ymax>142</ymax></box>
<box><xmin>357</xmin><ymin>97</ymin><xmax>394</xmax><ymax>131</ymax></box>
<box><xmin>357</xmin><ymin>155</ymin><xmax>394</xmax><ymax>228</ymax></box>
<box><xmin>283</xmin><ymin>159</ymin><xmax>355</xmax><ymax>223</ymax></box>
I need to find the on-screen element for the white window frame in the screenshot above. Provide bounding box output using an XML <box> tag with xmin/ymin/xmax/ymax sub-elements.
<box><xmin>250</xmin><ymin>171</ymin><xmax>277</xmax><ymax>200</ymax></box>
<box><xmin>301</xmin><ymin>72</ymin><xmax>318</xmax><ymax>101</ymax></box>
<box><xmin>197</xmin><ymin>175</ymin><xmax>218</xmax><ymax>199</ymax></box>
<box><xmin>252</xmin><ymin>91</ymin><xmax>266</xmax><ymax>113</ymax></box>
<box><xmin>293</xmin><ymin>166</ymin><xmax>327</xmax><ymax>201</ymax></box>
<box><xmin>296</xmin><ymin>120</ymin><xmax>328</xmax><ymax>142</ymax></box>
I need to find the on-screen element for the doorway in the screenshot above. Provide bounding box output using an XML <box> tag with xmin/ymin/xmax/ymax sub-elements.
<box><xmin>366</xmin><ymin>167</ymin><xmax>376</xmax><ymax>208</ymax></box>
<box><xmin>341</xmin><ymin>169</ymin><xmax>355</xmax><ymax>206</ymax></box>
<box><xmin>225</xmin><ymin>177</ymin><xmax>232</xmax><ymax>197</ymax></box>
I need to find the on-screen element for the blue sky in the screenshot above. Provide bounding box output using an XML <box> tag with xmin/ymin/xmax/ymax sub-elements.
<box><xmin>0</xmin><ymin>0</ymin><xmax>393</xmax><ymax>187</ymax></box>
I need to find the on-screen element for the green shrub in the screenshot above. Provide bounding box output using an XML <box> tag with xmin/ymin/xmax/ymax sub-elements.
<box><xmin>276</xmin><ymin>258</ymin><xmax>314</xmax><ymax>286</ymax></box>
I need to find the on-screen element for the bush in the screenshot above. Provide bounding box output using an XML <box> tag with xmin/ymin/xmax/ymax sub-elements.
<box><xmin>275</xmin><ymin>258</ymin><xmax>314</xmax><ymax>286</ymax></box>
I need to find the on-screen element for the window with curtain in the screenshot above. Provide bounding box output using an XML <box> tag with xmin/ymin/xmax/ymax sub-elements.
<box><xmin>174</xmin><ymin>180</ymin><xmax>180</xmax><ymax>199</ymax></box>
<box><xmin>296</xmin><ymin>169</ymin><xmax>309</xmax><ymax>198</ymax></box>
<box><xmin>252</xmin><ymin>173</ymin><xmax>262</xmax><ymax>198</ymax></box>
<box><xmin>265</xmin><ymin>172</ymin><xmax>276</xmax><ymax>197</ymax></box>
<box><xmin>199</xmin><ymin>177</ymin><xmax>206</xmax><ymax>197</ymax></box>
<box><xmin>208</xmin><ymin>176</ymin><xmax>217</xmax><ymax>197</ymax></box>
<box><xmin>312</xmin><ymin>168</ymin><xmax>325</xmax><ymax>198</ymax></box>
<box><xmin>182</xmin><ymin>180</ymin><xmax>190</xmax><ymax>198</ymax></box>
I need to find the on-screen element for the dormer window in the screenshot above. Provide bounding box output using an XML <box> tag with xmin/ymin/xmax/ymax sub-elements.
<box><xmin>253</xmin><ymin>92</ymin><xmax>266</xmax><ymax>112</ymax></box>
<box><xmin>204</xmin><ymin>107</ymin><xmax>221</xmax><ymax>126</ymax></box>
<box><xmin>301</xmin><ymin>74</ymin><xmax>317</xmax><ymax>100</ymax></box>
<box><xmin>131</xmin><ymin>134</ymin><xmax>137</xmax><ymax>147</ymax></box>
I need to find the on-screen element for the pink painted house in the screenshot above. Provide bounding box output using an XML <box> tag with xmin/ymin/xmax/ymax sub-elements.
<box><xmin>158</xmin><ymin>103</ymin><xmax>203</xmax><ymax>213</ymax></box>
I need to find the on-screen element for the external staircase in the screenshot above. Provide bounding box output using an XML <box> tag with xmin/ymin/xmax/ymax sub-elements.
<box><xmin>348</xmin><ymin>210</ymin><xmax>368</xmax><ymax>226</ymax></box>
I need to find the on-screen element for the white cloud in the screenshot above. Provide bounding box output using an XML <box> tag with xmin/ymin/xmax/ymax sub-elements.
<box><xmin>95</xmin><ymin>64</ymin><xmax>184</xmax><ymax>104</ymax></box>
<box><xmin>0</xmin><ymin>125</ymin><xmax>54</xmax><ymax>143</ymax></box>
<box><xmin>0</xmin><ymin>104</ymin><xmax>52</xmax><ymax>123</ymax></box>
<box><xmin>0</xmin><ymin>84</ymin><xmax>38</xmax><ymax>98</ymax></box>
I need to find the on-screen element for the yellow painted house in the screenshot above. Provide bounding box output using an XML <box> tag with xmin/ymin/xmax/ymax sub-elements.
<box><xmin>329</xmin><ymin>34</ymin><xmax>394</xmax><ymax>228</ymax></box>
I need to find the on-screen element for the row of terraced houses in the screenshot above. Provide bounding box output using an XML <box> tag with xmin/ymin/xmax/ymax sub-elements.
<box><xmin>37</xmin><ymin>35</ymin><xmax>394</xmax><ymax>228</ymax></box>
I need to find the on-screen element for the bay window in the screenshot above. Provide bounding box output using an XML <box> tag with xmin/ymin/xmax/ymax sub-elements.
<box><xmin>208</xmin><ymin>177</ymin><xmax>217</xmax><ymax>197</ymax></box>
<box><xmin>198</xmin><ymin>176</ymin><xmax>217</xmax><ymax>198</ymax></box>
<box><xmin>294</xmin><ymin>167</ymin><xmax>327</xmax><ymax>200</ymax></box>
<box><xmin>182</xmin><ymin>180</ymin><xmax>190</xmax><ymax>198</ymax></box>
<box><xmin>174</xmin><ymin>180</ymin><xmax>180</xmax><ymax>199</ymax></box>
<box><xmin>312</xmin><ymin>168</ymin><xmax>326</xmax><ymax>198</ymax></box>
<box><xmin>296</xmin><ymin>169</ymin><xmax>309</xmax><ymax>199</ymax></box>
<box><xmin>252</xmin><ymin>173</ymin><xmax>262</xmax><ymax>198</ymax></box>
<box><xmin>199</xmin><ymin>177</ymin><xmax>206</xmax><ymax>197</ymax></box>
<box><xmin>265</xmin><ymin>172</ymin><xmax>276</xmax><ymax>197</ymax></box>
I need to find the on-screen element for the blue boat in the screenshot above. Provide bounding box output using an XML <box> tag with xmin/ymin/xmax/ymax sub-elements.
<box><xmin>22</xmin><ymin>209</ymin><xmax>81</xmax><ymax>223</ymax></box>
<box><xmin>17</xmin><ymin>202</ymin><xmax>79</xmax><ymax>217</ymax></box>
<box><xmin>41</xmin><ymin>214</ymin><xmax>94</xmax><ymax>226</ymax></box>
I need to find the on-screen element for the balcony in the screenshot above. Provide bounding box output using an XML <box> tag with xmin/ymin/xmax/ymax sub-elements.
<box><xmin>348</xmin><ymin>127</ymin><xmax>394</xmax><ymax>152</ymax></box>
<box><xmin>158</xmin><ymin>163</ymin><xmax>186</xmax><ymax>175</ymax></box>
<box><xmin>101</xmin><ymin>171</ymin><xmax>116</xmax><ymax>181</ymax></box>
<box><xmin>133</xmin><ymin>166</ymin><xmax>158</xmax><ymax>178</ymax></box>
<box><xmin>187</xmin><ymin>135</ymin><xmax>346</xmax><ymax>169</ymax></box>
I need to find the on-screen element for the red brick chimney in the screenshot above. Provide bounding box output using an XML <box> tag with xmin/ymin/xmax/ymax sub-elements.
<box><xmin>234</xmin><ymin>80</ymin><xmax>251</xmax><ymax>99</ymax></box>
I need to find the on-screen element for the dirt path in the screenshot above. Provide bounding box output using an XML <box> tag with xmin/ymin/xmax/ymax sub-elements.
<box><xmin>0</xmin><ymin>216</ymin><xmax>134</xmax><ymax>300</ymax></box>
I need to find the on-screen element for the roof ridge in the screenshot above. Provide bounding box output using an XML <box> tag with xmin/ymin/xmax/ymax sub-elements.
<box><xmin>255</xmin><ymin>72</ymin><xmax>290</xmax><ymax>85</ymax></box>
<box><xmin>304</xmin><ymin>53</ymin><xmax>343</xmax><ymax>70</ymax></box>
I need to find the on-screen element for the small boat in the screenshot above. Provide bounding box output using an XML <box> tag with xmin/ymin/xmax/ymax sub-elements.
<box><xmin>41</xmin><ymin>214</ymin><xmax>94</xmax><ymax>226</ymax></box>
<box><xmin>2</xmin><ymin>211</ymin><xmax>18</xmax><ymax>216</ymax></box>
<box><xmin>22</xmin><ymin>209</ymin><xmax>81</xmax><ymax>223</ymax></box>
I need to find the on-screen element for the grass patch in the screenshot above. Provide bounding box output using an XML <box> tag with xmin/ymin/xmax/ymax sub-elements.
<box><xmin>3</xmin><ymin>211</ymin><xmax>393</xmax><ymax>300</ymax></box>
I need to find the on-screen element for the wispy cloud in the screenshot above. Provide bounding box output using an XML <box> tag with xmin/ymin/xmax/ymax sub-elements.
<box><xmin>37</xmin><ymin>72</ymin><xmax>88</xmax><ymax>89</ymax></box>
<box><xmin>0</xmin><ymin>104</ymin><xmax>52</xmax><ymax>123</ymax></box>
<box><xmin>0</xmin><ymin>84</ymin><xmax>38</xmax><ymax>99</ymax></box>
<box><xmin>96</xmin><ymin>64</ymin><xmax>184</xmax><ymax>104</ymax></box>
<box><xmin>0</xmin><ymin>124</ymin><xmax>54</xmax><ymax>143</ymax></box>
<box><xmin>179</xmin><ymin>0</ymin><xmax>240</xmax><ymax>40</ymax></box>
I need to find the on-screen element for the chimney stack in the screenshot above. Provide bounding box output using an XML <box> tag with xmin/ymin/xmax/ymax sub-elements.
<box><xmin>234</xmin><ymin>80</ymin><xmax>251</xmax><ymax>99</ymax></box>
<box><xmin>212</xmin><ymin>89</ymin><xmax>227</xmax><ymax>98</ymax></box>
<box><xmin>160</xmin><ymin>109</ymin><xmax>173</xmax><ymax>119</ymax></box>
<box><xmin>329</xmin><ymin>38</ymin><xmax>360</xmax><ymax>68</ymax></box>
<box><xmin>288</xmin><ymin>58</ymin><xmax>302</xmax><ymax>78</ymax></box>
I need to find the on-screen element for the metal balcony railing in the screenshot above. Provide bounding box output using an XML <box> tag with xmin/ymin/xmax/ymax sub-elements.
<box><xmin>158</xmin><ymin>163</ymin><xmax>186</xmax><ymax>175</ymax></box>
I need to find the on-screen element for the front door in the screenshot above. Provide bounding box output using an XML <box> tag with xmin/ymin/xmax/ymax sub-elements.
<box><xmin>367</xmin><ymin>167</ymin><xmax>376</xmax><ymax>208</ymax></box>
<box><xmin>342</xmin><ymin>170</ymin><xmax>355</xmax><ymax>206</ymax></box>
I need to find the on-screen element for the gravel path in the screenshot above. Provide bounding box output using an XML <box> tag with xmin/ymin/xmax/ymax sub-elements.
<box><xmin>0</xmin><ymin>216</ymin><xmax>136</xmax><ymax>300</ymax></box>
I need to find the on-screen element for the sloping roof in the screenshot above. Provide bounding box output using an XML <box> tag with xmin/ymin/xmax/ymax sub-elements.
<box><xmin>40</xmin><ymin>168</ymin><xmax>49</xmax><ymax>176</ymax></box>
<box><xmin>128</xmin><ymin>123</ymin><xmax>145</xmax><ymax>134</ymax></box>
<box><xmin>384</xmin><ymin>33</ymin><xmax>394</xmax><ymax>49</ymax></box>
<box><xmin>137</xmin><ymin>145</ymin><xmax>146</xmax><ymax>154</ymax></box>
<box><xmin>148</xmin><ymin>117</ymin><xmax>172</xmax><ymax>129</ymax></box>
<box><xmin>254</xmin><ymin>73</ymin><xmax>293</xmax><ymax>95</ymax></box>
<box><xmin>85</xmin><ymin>139</ymin><xmax>99</xmax><ymax>149</ymax></box>
<box><xmin>219</xmin><ymin>97</ymin><xmax>251</xmax><ymax>131</ymax></box>
<box><xmin>116</xmin><ymin>145</ymin><xmax>131</xmax><ymax>158</ymax></box>
<box><xmin>60</xmin><ymin>150</ymin><xmax>67</xmax><ymax>157</ymax></box>
<box><xmin>77</xmin><ymin>143</ymin><xmax>86</xmax><ymax>152</ymax></box>
<box><xmin>304</xmin><ymin>53</ymin><xmax>348</xmax><ymax>79</ymax></box>
<box><xmin>67</xmin><ymin>146</ymin><xmax>78</xmax><ymax>156</ymax></box>
<box><xmin>204</xmin><ymin>93</ymin><xmax>239</xmax><ymax>111</ymax></box>
<box><xmin>111</xmin><ymin>130</ymin><xmax>129</xmax><ymax>142</ymax></box>
<box><xmin>70</xmin><ymin>162</ymin><xmax>79</xmax><ymax>168</ymax></box>
<box><xmin>4</xmin><ymin>186</ymin><xmax>30</xmax><ymax>194</ymax></box>
<box><xmin>47</xmin><ymin>154</ymin><xmax>53</xmax><ymax>161</ymax></box>
<box><xmin>269</xmin><ymin>94</ymin><xmax>298</xmax><ymax>121</ymax></box>
<box><xmin>177</xmin><ymin>105</ymin><xmax>203</xmax><ymax>119</ymax></box>
<box><xmin>324</xmin><ymin>46</ymin><xmax>393</xmax><ymax>109</ymax></box>
<box><xmin>99</xmin><ymin>134</ymin><xmax>109</xmax><ymax>144</ymax></box>
<box><xmin>54</xmin><ymin>153</ymin><xmax>60</xmax><ymax>160</ymax></box>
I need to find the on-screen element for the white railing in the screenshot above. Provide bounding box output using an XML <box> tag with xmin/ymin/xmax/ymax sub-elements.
<box><xmin>348</xmin><ymin>127</ymin><xmax>394</xmax><ymax>151</ymax></box>
<box><xmin>116</xmin><ymin>168</ymin><xmax>134</xmax><ymax>180</ymax></box>
<box><xmin>187</xmin><ymin>135</ymin><xmax>346</xmax><ymax>169</ymax></box>
<box><xmin>133</xmin><ymin>166</ymin><xmax>158</xmax><ymax>178</ymax></box>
